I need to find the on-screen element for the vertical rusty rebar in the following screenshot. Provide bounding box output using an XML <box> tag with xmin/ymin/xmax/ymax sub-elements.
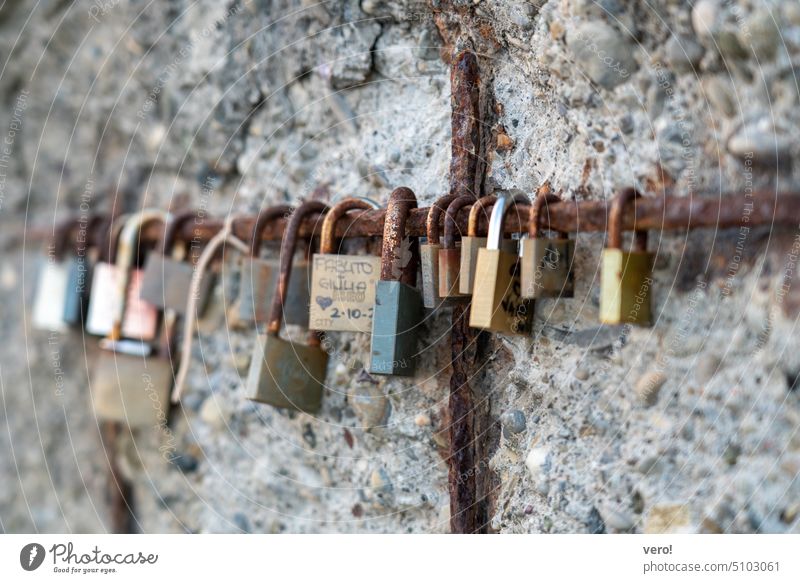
<box><xmin>446</xmin><ymin>48</ymin><xmax>484</xmax><ymax>534</ymax></box>
<box><xmin>102</xmin><ymin>422</ymin><xmax>136</xmax><ymax>533</ymax></box>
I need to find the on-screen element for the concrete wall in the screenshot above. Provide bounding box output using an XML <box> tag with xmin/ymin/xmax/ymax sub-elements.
<box><xmin>1</xmin><ymin>0</ymin><xmax>799</xmax><ymax>533</ymax></box>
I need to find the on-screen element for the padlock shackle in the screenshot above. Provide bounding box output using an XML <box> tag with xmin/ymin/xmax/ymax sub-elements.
<box><xmin>111</xmin><ymin>210</ymin><xmax>168</xmax><ymax>340</ymax></box>
<box><xmin>608</xmin><ymin>188</ymin><xmax>647</xmax><ymax>251</ymax></box>
<box><xmin>380</xmin><ymin>186</ymin><xmax>419</xmax><ymax>285</ymax></box>
<box><xmin>267</xmin><ymin>201</ymin><xmax>329</xmax><ymax>336</ymax></box>
<box><xmin>486</xmin><ymin>192</ymin><xmax>530</xmax><ymax>251</ymax></box>
<box><xmin>250</xmin><ymin>204</ymin><xmax>293</xmax><ymax>257</ymax></box>
<box><xmin>529</xmin><ymin>192</ymin><xmax>567</xmax><ymax>239</ymax></box>
<box><xmin>320</xmin><ymin>197</ymin><xmax>381</xmax><ymax>254</ymax></box>
<box><xmin>98</xmin><ymin>213</ymin><xmax>131</xmax><ymax>264</ymax></box>
<box><xmin>443</xmin><ymin>195</ymin><xmax>474</xmax><ymax>250</ymax></box>
<box><xmin>426</xmin><ymin>194</ymin><xmax>458</xmax><ymax>245</ymax></box>
<box><xmin>467</xmin><ymin>195</ymin><xmax>497</xmax><ymax>237</ymax></box>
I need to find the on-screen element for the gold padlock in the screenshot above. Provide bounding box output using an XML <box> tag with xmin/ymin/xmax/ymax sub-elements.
<box><xmin>520</xmin><ymin>191</ymin><xmax>575</xmax><ymax>299</ymax></box>
<box><xmin>458</xmin><ymin>195</ymin><xmax>515</xmax><ymax>295</ymax></box>
<box><xmin>420</xmin><ymin>194</ymin><xmax>457</xmax><ymax>309</ymax></box>
<box><xmin>246</xmin><ymin>201</ymin><xmax>330</xmax><ymax>412</ymax></box>
<box><xmin>600</xmin><ymin>188</ymin><xmax>653</xmax><ymax>326</ymax></box>
<box><xmin>309</xmin><ymin>197</ymin><xmax>381</xmax><ymax>332</ymax></box>
<box><xmin>469</xmin><ymin>193</ymin><xmax>532</xmax><ymax>335</ymax></box>
<box><xmin>438</xmin><ymin>195</ymin><xmax>473</xmax><ymax>298</ymax></box>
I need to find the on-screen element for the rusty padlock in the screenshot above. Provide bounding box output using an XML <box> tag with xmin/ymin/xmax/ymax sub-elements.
<box><xmin>237</xmin><ymin>205</ymin><xmax>291</xmax><ymax>323</ymax></box>
<box><xmin>309</xmin><ymin>197</ymin><xmax>381</xmax><ymax>332</ymax></box>
<box><xmin>438</xmin><ymin>195</ymin><xmax>473</xmax><ymax>298</ymax></box>
<box><xmin>246</xmin><ymin>201</ymin><xmax>330</xmax><ymax>412</ymax></box>
<box><xmin>469</xmin><ymin>192</ymin><xmax>533</xmax><ymax>335</ymax></box>
<box><xmin>85</xmin><ymin>214</ymin><xmax>130</xmax><ymax>337</ymax></box>
<box><xmin>369</xmin><ymin>187</ymin><xmax>423</xmax><ymax>376</ymax></box>
<box><xmin>520</xmin><ymin>192</ymin><xmax>575</xmax><ymax>299</ymax></box>
<box><xmin>420</xmin><ymin>194</ymin><xmax>457</xmax><ymax>309</ymax></box>
<box><xmin>600</xmin><ymin>188</ymin><xmax>653</xmax><ymax>326</ymax></box>
<box><xmin>91</xmin><ymin>211</ymin><xmax>174</xmax><ymax>427</ymax></box>
<box><xmin>140</xmin><ymin>211</ymin><xmax>211</xmax><ymax>316</ymax></box>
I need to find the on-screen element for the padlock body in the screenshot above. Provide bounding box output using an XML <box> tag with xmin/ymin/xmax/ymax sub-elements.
<box><xmin>459</xmin><ymin>237</ymin><xmax>516</xmax><ymax>294</ymax></box>
<box><xmin>238</xmin><ymin>257</ymin><xmax>278</xmax><ymax>323</ymax></box>
<box><xmin>469</xmin><ymin>247</ymin><xmax>532</xmax><ymax>335</ymax></box>
<box><xmin>458</xmin><ymin>236</ymin><xmax>484</xmax><ymax>295</ymax></box>
<box><xmin>369</xmin><ymin>281</ymin><xmax>422</xmax><ymax>375</ymax></box>
<box><xmin>600</xmin><ymin>249</ymin><xmax>653</xmax><ymax>325</ymax></box>
<box><xmin>246</xmin><ymin>333</ymin><xmax>328</xmax><ymax>412</ymax></box>
<box><xmin>32</xmin><ymin>259</ymin><xmax>70</xmax><ymax>331</ymax></box>
<box><xmin>238</xmin><ymin>256</ymin><xmax>311</xmax><ymax>326</ymax></box>
<box><xmin>63</xmin><ymin>256</ymin><xmax>91</xmax><ymax>326</ymax></box>
<box><xmin>86</xmin><ymin>262</ymin><xmax>120</xmax><ymax>336</ymax></box>
<box><xmin>309</xmin><ymin>253</ymin><xmax>381</xmax><ymax>332</ymax></box>
<box><xmin>91</xmin><ymin>350</ymin><xmax>172</xmax><ymax>427</ymax></box>
<box><xmin>520</xmin><ymin>237</ymin><xmax>575</xmax><ymax>299</ymax></box>
<box><xmin>140</xmin><ymin>254</ymin><xmax>206</xmax><ymax>315</ymax></box>
<box><xmin>438</xmin><ymin>247</ymin><xmax>466</xmax><ymax>298</ymax></box>
<box><xmin>121</xmin><ymin>269</ymin><xmax>160</xmax><ymax>341</ymax></box>
<box><xmin>420</xmin><ymin>243</ymin><xmax>442</xmax><ymax>309</ymax></box>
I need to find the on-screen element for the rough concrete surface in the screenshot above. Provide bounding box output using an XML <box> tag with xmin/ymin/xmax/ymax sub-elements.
<box><xmin>1</xmin><ymin>0</ymin><xmax>799</xmax><ymax>533</ymax></box>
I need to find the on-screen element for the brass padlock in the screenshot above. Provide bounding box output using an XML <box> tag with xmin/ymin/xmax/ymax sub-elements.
<box><xmin>237</xmin><ymin>205</ymin><xmax>291</xmax><ymax>323</ymax></box>
<box><xmin>32</xmin><ymin>222</ymin><xmax>74</xmax><ymax>332</ymax></box>
<box><xmin>246</xmin><ymin>200</ymin><xmax>330</xmax><ymax>412</ymax></box>
<box><xmin>420</xmin><ymin>194</ymin><xmax>456</xmax><ymax>309</ymax></box>
<box><xmin>469</xmin><ymin>193</ymin><xmax>533</xmax><ymax>335</ymax></box>
<box><xmin>140</xmin><ymin>211</ymin><xmax>211</xmax><ymax>316</ymax></box>
<box><xmin>438</xmin><ymin>195</ymin><xmax>473</xmax><ymax>298</ymax></box>
<box><xmin>91</xmin><ymin>210</ymin><xmax>173</xmax><ymax>427</ymax></box>
<box><xmin>600</xmin><ymin>188</ymin><xmax>653</xmax><ymax>326</ymax></box>
<box><xmin>309</xmin><ymin>197</ymin><xmax>381</xmax><ymax>332</ymax></box>
<box><xmin>85</xmin><ymin>214</ymin><xmax>130</xmax><ymax>337</ymax></box>
<box><xmin>369</xmin><ymin>187</ymin><xmax>423</xmax><ymax>376</ymax></box>
<box><xmin>520</xmin><ymin>192</ymin><xmax>575</xmax><ymax>299</ymax></box>
<box><xmin>458</xmin><ymin>195</ymin><xmax>515</xmax><ymax>295</ymax></box>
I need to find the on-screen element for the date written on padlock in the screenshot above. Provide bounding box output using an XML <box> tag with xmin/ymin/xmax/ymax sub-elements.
<box><xmin>309</xmin><ymin>254</ymin><xmax>380</xmax><ymax>332</ymax></box>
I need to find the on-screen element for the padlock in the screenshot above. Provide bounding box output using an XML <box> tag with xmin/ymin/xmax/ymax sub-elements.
<box><xmin>31</xmin><ymin>222</ymin><xmax>73</xmax><ymax>332</ymax></box>
<box><xmin>63</xmin><ymin>215</ymin><xmax>105</xmax><ymax>327</ymax></box>
<box><xmin>85</xmin><ymin>214</ymin><xmax>130</xmax><ymax>337</ymax></box>
<box><xmin>600</xmin><ymin>188</ymin><xmax>653</xmax><ymax>326</ymax></box>
<box><xmin>118</xmin><ymin>211</ymin><xmax>166</xmax><ymax>342</ymax></box>
<box><xmin>438</xmin><ymin>195</ymin><xmax>473</xmax><ymax>298</ymax></box>
<box><xmin>246</xmin><ymin>200</ymin><xmax>330</xmax><ymax>412</ymax></box>
<box><xmin>91</xmin><ymin>210</ymin><xmax>174</xmax><ymax>427</ymax></box>
<box><xmin>309</xmin><ymin>197</ymin><xmax>381</xmax><ymax>332</ymax></box>
<box><xmin>420</xmin><ymin>194</ymin><xmax>457</xmax><ymax>309</ymax></box>
<box><xmin>469</xmin><ymin>193</ymin><xmax>533</xmax><ymax>335</ymax></box>
<box><xmin>369</xmin><ymin>187</ymin><xmax>423</xmax><ymax>376</ymax></box>
<box><xmin>520</xmin><ymin>192</ymin><xmax>575</xmax><ymax>299</ymax></box>
<box><xmin>458</xmin><ymin>195</ymin><xmax>515</xmax><ymax>295</ymax></box>
<box><xmin>140</xmin><ymin>211</ymin><xmax>211</xmax><ymax>316</ymax></box>
<box><xmin>237</xmin><ymin>205</ymin><xmax>291</xmax><ymax>323</ymax></box>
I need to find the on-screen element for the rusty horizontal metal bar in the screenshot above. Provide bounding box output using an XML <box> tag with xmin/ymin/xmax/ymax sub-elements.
<box><xmin>160</xmin><ymin>190</ymin><xmax>795</xmax><ymax>245</ymax></box>
<box><xmin>27</xmin><ymin>190</ymin><xmax>797</xmax><ymax>251</ymax></box>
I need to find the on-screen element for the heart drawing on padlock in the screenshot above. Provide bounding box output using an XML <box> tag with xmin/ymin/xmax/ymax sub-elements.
<box><xmin>315</xmin><ymin>296</ymin><xmax>333</xmax><ymax>310</ymax></box>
